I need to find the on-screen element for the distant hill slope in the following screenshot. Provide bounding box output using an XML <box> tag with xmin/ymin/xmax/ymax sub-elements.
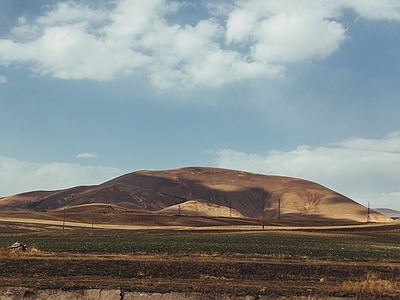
<box><xmin>374</xmin><ymin>208</ymin><xmax>400</xmax><ymax>219</ymax></box>
<box><xmin>0</xmin><ymin>167</ymin><xmax>392</xmax><ymax>223</ymax></box>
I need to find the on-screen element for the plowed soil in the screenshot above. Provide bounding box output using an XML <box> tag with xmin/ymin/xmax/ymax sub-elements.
<box><xmin>1</xmin><ymin>212</ymin><xmax>400</xmax><ymax>298</ymax></box>
<box><xmin>1</xmin><ymin>252</ymin><xmax>399</xmax><ymax>298</ymax></box>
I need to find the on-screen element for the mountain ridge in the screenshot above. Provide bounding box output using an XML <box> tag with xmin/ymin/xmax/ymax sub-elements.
<box><xmin>0</xmin><ymin>167</ymin><xmax>392</xmax><ymax>223</ymax></box>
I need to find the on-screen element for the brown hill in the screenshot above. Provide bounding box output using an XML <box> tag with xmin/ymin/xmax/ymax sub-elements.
<box><xmin>0</xmin><ymin>167</ymin><xmax>391</xmax><ymax>223</ymax></box>
<box><xmin>159</xmin><ymin>199</ymin><xmax>246</xmax><ymax>218</ymax></box>
<box><xmin>374</xmin><ymin>208</ymin><xmax>400</xmax><ymax>220</ymax></box>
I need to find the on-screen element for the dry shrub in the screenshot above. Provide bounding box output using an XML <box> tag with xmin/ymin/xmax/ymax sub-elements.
<box><xmin>27</xmin><ymin>246</ymin><xmax>40</xmax><ymax>253</ymax></box>
<box><xmin>0</xmin><ymin>247</ymin><xmax>12</xmax><ymax>257</ymax></box>
<box><xmin>271</xmin><ymin>252</ymin><xmax>292</xmax><ymax>259</ymax></box>
<box><xmin>0</xmin><ymin>246</ymin><xmax>41</xmax><ymax>258</ymax></box>
<box><xmin>0</xmin><ymin>247</ymin><xmax>25</xmax><ymax>257</ymax></box>
<box><xmin>342</xmin><ymin>272</ymin><xmax>398</xmax><ymax>296</ymax></box>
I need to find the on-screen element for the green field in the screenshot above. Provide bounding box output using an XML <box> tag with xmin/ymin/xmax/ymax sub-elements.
<box><xmin>1</xmin><ymin>225</ymin><xmax>400</xmax><ymax>298</ymax></box>
<box><xmin>1</xmin><ymin>228</ymin><xmax>400</xmax><ymax>260</ymax></box>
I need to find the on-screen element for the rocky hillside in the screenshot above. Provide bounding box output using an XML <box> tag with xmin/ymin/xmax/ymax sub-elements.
<box><xmin>0</xmin><ymin>167</ymin><xmax>391</xmax><ymax>223</ymax></box>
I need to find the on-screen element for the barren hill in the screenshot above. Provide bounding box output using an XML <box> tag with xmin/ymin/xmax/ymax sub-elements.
<box><xmin>0</xmin><ymin>167</ymin><xmax>391</xmax><ymax>223</ymax></box>
<box><xmin>374</xmin><ymin>208</ymin><xmax>400</xmax><ymax>219</ymax></box>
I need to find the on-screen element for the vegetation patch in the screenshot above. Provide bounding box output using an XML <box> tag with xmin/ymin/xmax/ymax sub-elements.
<box><xmin>1</xmin><ymin>229</ymin><xmax>400</xmax><ymax>260</ymax></box>
<box><xmin>0</xmin><ymin>225</ymin><xmax>400</xmax><ymax>298</ymax></box>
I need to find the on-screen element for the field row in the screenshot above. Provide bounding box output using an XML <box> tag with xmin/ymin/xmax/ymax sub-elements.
<box><xmin>1</xmin><ymin>228</ymin><xmax>400</xmax><ymax>260</ymax></box>
<box><xmin>1</xmin><ymin>225</ymin><xmax>400</xmax><ymax>297</ymax></box>
<box><xmin>1</xmin><ymin>247</ymin><xmax>400</xmax><ymax>298</ymax></box>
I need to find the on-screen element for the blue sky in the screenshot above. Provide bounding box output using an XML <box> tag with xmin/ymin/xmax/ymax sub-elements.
<box><xmin>1</xmin><ymin>0</ymin><xmax>400</xmax><ymax>210</ymax></box>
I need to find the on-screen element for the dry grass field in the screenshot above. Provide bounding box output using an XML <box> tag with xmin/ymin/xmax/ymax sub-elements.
<box><xmin>0</xmin><ymin>211</ymin><xmax>400</xmax><ymax>299</ymax></box>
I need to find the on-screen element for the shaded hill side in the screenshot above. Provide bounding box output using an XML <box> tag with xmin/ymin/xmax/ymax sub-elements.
<box><xmin>0</xmin><ymin>167</ymin><xmax>392</xmax><ymax>223</ymax></box>
<box><xmin>374</xmin><ymin>208</ymin><xmax>400</xmax><ymax>219</ymax></box>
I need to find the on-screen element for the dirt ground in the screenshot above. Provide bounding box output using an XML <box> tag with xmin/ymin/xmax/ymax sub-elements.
<box><xmin>1</xmin><ymin>212</ymin><xmax>400</xmax><ymax>299</ymax></box>
<box><xmin>0</xmin><ymin>250</ymin><xmax>399</xmax><ymax>299</ymax></box>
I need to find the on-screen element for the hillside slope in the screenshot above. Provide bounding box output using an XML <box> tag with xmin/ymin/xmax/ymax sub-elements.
<box><xmin>0</xmin><ymin>167</ymin><xmax>391</xmax><ymax>223</ymax></box>
<box><xmin>374</xmin><ymin>208</ymin><xmax>400</xmax><ymax>219</ymax></box>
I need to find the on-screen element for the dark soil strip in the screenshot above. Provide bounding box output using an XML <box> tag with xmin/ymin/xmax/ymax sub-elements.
<box><xmin>1</xmin><ymin>257</ymin><xmax>399</xmax><ymax>298</ymax></box>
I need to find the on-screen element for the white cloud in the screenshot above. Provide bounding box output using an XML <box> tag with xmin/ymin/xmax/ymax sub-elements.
<box><xmin>351</xmin><ymin>192</ymin><xmax>400</xmax><ymax>210</ymax></box>
<box><xmin>337</xmin><ymin>132</ymin><xmax>400</xmax><ymax>153</ymax></box>
<box><xmin>0</xmin><ymin>74</ymin><xmax>7</xmax><ymax>84</ymax></box>
<box><xmin>36</xmin><ymin>1</ymin><xmax>108</xmax><ymax>26</ymax></box>
<box><xmin>76</xmin><ymin>152</ymin><xmax>98</xmax><ymax>158</ymax></box>
<box><xmin>0</xmin><ymin>0</ymin><xmax>399</xmax><ymax>89</ymax></box>
<box><xmin>0</xmin><ymin>155</ymin><xmax>122</xmax><ymax>197</ymax></box>
<box><xmin>343</xmin><ymin>0</ymin><xmax>400</xmax><ymax>20</ymax></box>
<box><xmin>251</xmin><ymin>13</ymin><xmax>346</xmax><ymax>63</ymax></box>
<box><xmin>225</xmin><ymin>1</ymin><xmax>347</xmax><ymax>63</ymax></box>
<box><xmin>213</xmin><ymin>132</ymin><xmax>400</xmax><ymax>210</ymax></box>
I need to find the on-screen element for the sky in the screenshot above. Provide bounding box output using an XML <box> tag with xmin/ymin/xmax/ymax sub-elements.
<box><xmin>1</xmin><ymin>0</ymin><xmax>400</xmax><ymax>210</ymax></box>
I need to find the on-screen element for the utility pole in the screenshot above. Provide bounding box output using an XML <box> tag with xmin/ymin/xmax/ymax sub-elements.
<box><xmin>229</xmin><ymin>201</ymin><xmax>232</xmax><ymax>217</ymax></box>
<box><xmin>62</xmin><ymin>208</ymin><xmax>66</xmax><ymax>235</ymax></box>
<box><xmin>91</xmin><ymin>211</ymin><xmax>94</xmax><ymax>235</ymax></box>
<box><xmin>262</xmin><ymin>201</ymin><xmax>265</xmax><ymax>230</ymax></box>
<box><xmin>367</xmin><ymin>202</ymin><xmax>371</xmax><ymax>223</ymax></box>
<box><xmin>278</xmin><ymin>198</ymin><xmax>281</xmax><ymax>220</ymax></box>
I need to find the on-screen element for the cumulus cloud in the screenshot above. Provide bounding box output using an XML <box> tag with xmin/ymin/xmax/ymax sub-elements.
<box><xmin>0</xmin><ymin>74</ymin><xmax>7</xmax><ymax>84</ymax></box>
<box><xmin>343</xmin><ymin>0</ymin><xmax>400</xmax><ymax>20</ymax></box>
<box><xmin>213</xmin><ymin>132</ymin><xmax>400</xmax><ymax>209</ymax></box>
<box><xmin>337</xmin><ymin>132</ymin><xmax>400</xmax><ymax>153</ymax></box>
<box><xmin>0</xmin><ymin>0</ymin><xmax>399</xmax><ymax>89</ymax></box>
<box><xmin>225</xmin><ymin>1</ymin><xmax>347</xmax><ymax>63</ymax></box>
<box><xmin>0</xmin><ymin>155</ymin><xmax>122</xmax><ymax>197</ymax></box>
<box><xmin>76</xmin><ymin>152</ymin><xmax>98</xmax><ymax>158</ymax></box>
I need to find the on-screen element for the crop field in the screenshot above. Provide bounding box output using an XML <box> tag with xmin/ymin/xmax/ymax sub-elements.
<box><xmin>1</xmin><ymin>222</ymin><xmax>400</xmax><ymax>298</ymax></box>
<box><xmin>1</xmin><ymin>228</ymin><xmax>400</xmax><ymax>260</ymax></box>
